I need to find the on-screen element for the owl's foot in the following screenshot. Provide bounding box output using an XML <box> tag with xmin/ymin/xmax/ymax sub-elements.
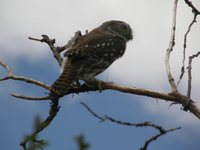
<box><xmin>84</xmin><ymin>78</ymin><xmax>104</xmax><ymax>92</ymax></box>
<box><xmin>70</xmin><ymin>80</ymin><xmax>82</xmax><ymax>89</ymax></box>
<box><xmin>75</xmin><ymin>80</ymin><xmax>82</xmax><ymax>88</ymax></box>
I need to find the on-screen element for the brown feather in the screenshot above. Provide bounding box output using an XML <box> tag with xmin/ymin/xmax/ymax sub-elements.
<box><xmin>49</xmin><ymin>60</ymin><xmax>82</xmax><ymax>100</ymax></box>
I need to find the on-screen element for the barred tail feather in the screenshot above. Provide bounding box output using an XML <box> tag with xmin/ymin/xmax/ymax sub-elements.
<box><xmin>49</xmin><ymin>61</ymin><xmax>78</xmax><ymax>100</ymax></box>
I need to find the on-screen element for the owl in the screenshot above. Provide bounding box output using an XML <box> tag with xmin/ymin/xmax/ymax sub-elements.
<box><xmin>49</xmin><ymin>20</ymin><xmax>133</xmax><ymax>100</ymax></box>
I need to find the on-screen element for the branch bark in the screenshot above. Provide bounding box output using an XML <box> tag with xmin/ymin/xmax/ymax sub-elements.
<box><xmin>165</xmin><ymin>0</ymin><xmax>179</xmax><ymax>93</ymax></box>
<box><xmin>184</xmin><ymin>0</ymin><xmax>200</xmax><ymax>14</ymax></box>
<box><xmin>0</xmin><ymin>60</ymin><xmax>50</xmax><ymax>90</ymax></box>
<box><xmin>187</xmin><ymin>51</ymin><xmax>200</xmax><ymax>98</ymax></box>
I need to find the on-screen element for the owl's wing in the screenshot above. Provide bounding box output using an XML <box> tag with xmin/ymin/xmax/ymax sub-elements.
<box><xmin>64</xmin><ymin>33</ymin><xmax>126</xmax><ymax>60</ymax></box>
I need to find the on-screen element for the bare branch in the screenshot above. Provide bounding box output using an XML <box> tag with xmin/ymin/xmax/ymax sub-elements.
<box><xmin>0</xmin><ymin>60</ymin><xmax>13</xmax><ymax>79</ymax></box>
<box><xmin>78</xmin><ymin>81</ymin><xmax>200</xmax><ymax>119</ymax></box>
<box><xmin>68</xmin><ymin>81</ymin><xmax>179</xmax><ymax>102</ymax></box>
<box><xmin>11</xmin><ymin>93</ymin><xmax>49</xmax><ymax>100</ymax></box>
<box><xmin>104</xmin><ymin>115</ymin><xmax>166</xmax><ymax>132</ymax></box>
<box><xmin>80</xmin><ymin>102</ymin><xmax>181</xmax><ymax>150</ymax></box>
<box><xmin>80</xmin><ymin>102</ymin><xmax>172</xmax><ymax>131</ymax></box>
<box><xmin>29</xmin><ymin>31</ymin><xmax>82</xmax><ymax>67</ymax></box>
<box><xmin>0</xmin><ymin>60</ymin><xmax>51</xmax><ymax>90</ymax></box>
<box><xmin>187</xmin><ymin>51</ymin><xmax>200</xmax><ymax>98</ymax></box>
<box><xmin>178</xmin><ymin>13</ymin><xmax>198</xmax><ymax>85</ymax></box>
<box><xmin>165</xmin><ymin>0</ymin><xmax>179</xmax><ymax>93</ymax></box>
<box><xmin>184</xmin><ymin>0</ymin><xmax>200</xmax><ymax>14</ymax></box>
<box><xmin>76</xmin><ymin>81</ymin><xmax>187</xmax><ymax>105</ymax></box>
<box><xmin>140</xmin><ymin>127</ymin><xmax>181</xmax><ymax>150</ymax></box>
<box><xmin>11</xmin><ymin>75</ymin><xmax>50</xmax><ymax>90</ymax></box>
<box><xmin>29</xmin><ymin>35</ymin><xmax>63</xmax><ymax>66</ymax></box>
<box><xmin>80</xmin><ymin>102</ymin><xmax>106</xmax><ymax>121</ymax></box>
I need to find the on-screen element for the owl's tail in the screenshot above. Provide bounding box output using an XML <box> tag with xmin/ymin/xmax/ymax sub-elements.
<box><xmin>49</xmin><ymin>61</ymin><xmax>78</xmax><ymax>101</ymax></box>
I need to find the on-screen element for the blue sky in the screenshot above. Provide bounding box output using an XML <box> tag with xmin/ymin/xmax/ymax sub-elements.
<box><xmin>0</xmin><ymin>0</ymin><xmax>200</xmax><ymax>150</ymax></box>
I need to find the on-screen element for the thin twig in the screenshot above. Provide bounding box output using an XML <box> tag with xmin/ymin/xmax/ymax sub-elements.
<box><xmin>0</xmin><ymin>60</ymin><xmax>51</xmax><ymax>90</ymax></box>
<box><xmin>178</xmin><ymin>13</ymin><xmax>198</xmax><ymax>86</ymax></box>
<box><xmin>184</xmin><ymin>0</ymin><xmax>200</xmax><ymax>14</ymax></box>
<box><xmin>29</xmin><ymin>31</ymin><xmax>82</xmax><ymax>67</ymax></box>
<box><xmin>80</xmin><ymin>102</ymin><xmax>181</xmax><ymax>150</ymax></box>
<box><xmin>165</xmin><ymin>0</ymin><xmax>179</xmax><ymax>93</ymax></box>
<box><xmin>80</xmin><ymin>102</ymin><xmax>154</xmax><ymax>127</ymax></box>
<box><xmin>29</xmin><ymin>35</ymin><xmax>63</xmax><ymax>66</ymax></box>
<box><xmin>11</xmin><ymin>93</ymin><xmax>49</xmax><ymax>100</ymax></box>
<box><xmin>20</xmin><ymin>100</ymin><xmax>60</xmax><ymax>149</ymax></box>
<box><xmin>104</xmin><ymin>115</ymin><xmax>166</xmax><ymax>133</ymax></box>
<box><xmin>187</xmin><ymin>51</ymin><xmax>200</xmax><ymax>98</ymax></box>
<box><xmin>0</xmin><ymin>60</ymin><xmax>13</xmax><ymax>76</ymax></box>
<box><xmin>80</xmin><ymin>102</ymin><xmax>106</xmax><ymax>121</ymax></box>
<box><xmin>10</xmin><ymin>75</ymin><xmax>50</xmax><ymax>90</ymax></box>
<box><xmin>140</xmin><ymin>127</ymin><xmax>181</xmax><ymax>150</ymax></box>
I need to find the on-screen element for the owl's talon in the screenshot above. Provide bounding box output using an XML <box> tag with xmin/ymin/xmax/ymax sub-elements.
<box><xmin>84</xmin><ymin>79</ymin><xmax>103</xmax><ymax>92</ymax></box>
<box><xmin>75</xmin><ymin>80</ymin><xmax>81</xmax><ymax>87</ymax></box>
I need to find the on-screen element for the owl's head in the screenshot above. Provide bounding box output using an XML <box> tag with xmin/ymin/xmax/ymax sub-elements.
<box><xmin>101</xmin><ymin>20</ymin><xmax>133</xmax><ymax>42</ymax></box>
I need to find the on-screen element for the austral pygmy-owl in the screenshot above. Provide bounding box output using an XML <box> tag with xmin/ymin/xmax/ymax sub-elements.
<box><xmin>49</xmin><ymin>20</ymin><xmax>133</xmax><ymax>100</ymax></box>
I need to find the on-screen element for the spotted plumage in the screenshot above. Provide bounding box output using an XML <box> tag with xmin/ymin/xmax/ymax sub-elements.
<box><xmin>49</xmin><ymin>20</ymin><xmax>133</xmax><ymax>100</ymax></box>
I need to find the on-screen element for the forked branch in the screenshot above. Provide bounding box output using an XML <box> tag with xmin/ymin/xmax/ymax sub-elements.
<box><xmin>184</xmin><ymin>0</ymin><xmax>200</xmax><ymax>15</ymax></box>
<box><xmin>80</xmin><ymin>102</ymin><xmax>181</xmax><ymax>150</ymax></box>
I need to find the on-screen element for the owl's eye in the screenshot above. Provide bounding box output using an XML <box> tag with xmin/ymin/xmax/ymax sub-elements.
<box><xmin>120</xmin><ymin>25</ymin><xmax>127</xmax><ymax>32</ymax></box>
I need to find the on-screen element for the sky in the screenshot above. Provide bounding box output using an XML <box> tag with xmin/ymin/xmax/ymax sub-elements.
<box><xmin>0</xmin><ymin>0</ymin><xmax>200</xmax><ymax>150</ymax></box>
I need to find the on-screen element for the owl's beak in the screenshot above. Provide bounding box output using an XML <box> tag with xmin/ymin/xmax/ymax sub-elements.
<box><xmin>125</xmin><ymin>32</ymin><xmax>133</xmax><ymax>41</ymax></box>
<box><xmin>129</xmin><ymin>33</ymin><xmax>133</xmax><ymax>40</ymax></box>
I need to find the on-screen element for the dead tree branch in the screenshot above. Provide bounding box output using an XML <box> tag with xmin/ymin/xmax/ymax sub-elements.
<box><xmin>187</xmin><ymin>51</ymin><xmax>200</xmax><ymax>98</ymax></box>
<box><xmin>29</xmin><ymin>35</ymin><xmax>63</xmax><ymax>66</ymax></box>
<box><xmin>28</xmin><ymin>35</ymin><xmax>63</xmax><ymax>66</ymax></box>
<box><xmin>80</xmin><ymin>102</ymin><xmax>181</xmax><ymax>150</ymax></box>
<box><xmin>178</xmin><ymin>13</ymin><xmax>198</xmax><ymax>85</ymax></box>
<box><xmin>28</xmin><ymin>31</ymin><xmax>82</xmax><ymax>67</ymax></box>
<box><xmin>140</xmin><ymin>127</ymin><xmax>181</xmax><ymax>150</ymax></box>
<box><xmin>10</xmin><ymin>93</ymin><xmax>49</xmax><ymax>100</ymax></box>
<box><xmin>0</xmin><ymin>60</ymin><xmax>50</xmax><ymax>90</ymax></box>
<box><xmin>184</xmin><ymin>0</ymin><xmax>200</xmax><ymax>15</ymax></box>
<box><xmin>165</xmin><ymin>0</ymin><xmax>179</xmax><ymax>93</ymax></box>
